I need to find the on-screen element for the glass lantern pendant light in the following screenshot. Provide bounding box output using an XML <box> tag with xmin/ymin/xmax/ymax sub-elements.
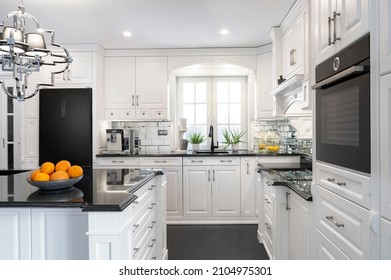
<box><xmin>0</xmin><ymin>0</ymin><xmax>72</xmax><ymax>101</ymax></box>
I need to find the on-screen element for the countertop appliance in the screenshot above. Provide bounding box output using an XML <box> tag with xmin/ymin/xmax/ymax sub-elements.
<box><xmin>312</xmin><ymin>33</ymin><xmax>370</xmax><ymax>174</ymax></box>
<box><xmin>106</xmin><ymin>129</ymin><xmax>124</xmax><ymax>153</ymax></box>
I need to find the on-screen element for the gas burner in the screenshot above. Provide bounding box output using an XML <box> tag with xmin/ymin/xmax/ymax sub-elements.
<box><xmin>278</xmin><ymin>169</ymin><xmax>312</xmax><ymax>181</ymax></box>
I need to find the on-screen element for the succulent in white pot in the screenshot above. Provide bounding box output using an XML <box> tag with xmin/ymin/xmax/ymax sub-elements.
<box><xmin>222</xmin><ymin>129</ymin><xmax>245</xmax><ymax>151</ymax></box>
<box><xmin>187</xmin><ymin>131</ymin><xmax>206</xmax><ymax>151</ymax></box>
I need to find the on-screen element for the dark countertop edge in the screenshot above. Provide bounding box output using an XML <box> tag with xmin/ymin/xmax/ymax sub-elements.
<box><xmin>0</xmin><ymin>202</ymin><xmax>86</xmax><ymax>208</ymax></box>
<box><xmin>96</xmin><ymin>151</ymin><xmax>303</xmax><ymax>157</ymax></box>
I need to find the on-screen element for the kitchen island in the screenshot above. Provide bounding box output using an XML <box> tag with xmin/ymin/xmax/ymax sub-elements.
<box><xmin>0</xmin><ymin>168</ymin><xmax>167</xmax><ymax>260</ymax></box>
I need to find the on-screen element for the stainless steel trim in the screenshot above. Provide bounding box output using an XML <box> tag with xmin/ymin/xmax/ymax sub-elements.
<box><xmin>220</xmin><ymin>160</ymin><xmax>232</xmax><ymax>163</ymax></box>
<box><xmin>208</xmin><ymin>170</ymin><xmax>210</xmax><ymax>181</ymax></box>
<box><xmin>286</xmin><ymin>192</ymin><xmax>290</xmax><ymax>211</ymax></box>
<box><xmin>333</xmin><ymin>11</ymin><xmax>341</xmax><ymax>43</ymax></box>
<box><xmin>246</xmin><ymin>162</ymin><xmax>249</xmax><ymax>174</ymax></box>
<box><xmin>148</xmin><ymin>221</ymin><xmax>156</xmax><ymax>229</ymax></box>
<box><xmin>132</xmin><ymin>224</ymin><xmax>139</xmax><ymax>232</ymax></box>
<box><xmin>311</xmin><ymin>65</ymin><xmax>365</xmax><ymax>90</ymax></box>
<box><xmin>213</xmin><ymin>169</ymin><xmax>215</xmax><ymax>181</ymax></box>
<box><xmin>148</xmin><ymin>239</ymin><xmax>156</xmax><ymax>248</ymax></box>
<box><xmin>328</xmin><ymin>16</ymin><xmax>332</xmax><ymax>46</ymax></box>
<box><xmin>132</xmin><ymin>95</ymin><xmax>134</xmax><ymax>106</ymax></box>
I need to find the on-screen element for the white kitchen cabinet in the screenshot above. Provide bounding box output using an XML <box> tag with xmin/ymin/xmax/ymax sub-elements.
<box><xmin>31</xmin><ymin>208</ymin><xmax>89</xmax><ymax>260</ymax></box>
<box><xmin>380</xmin><ymin>74</ymin><xmax>391</xmax><ymax>220</ymax></box>
<box><xmin>95</xmin><ymin>157</ymin><xmax>139</xmax><ymax>168</ymax></box>
<box><xmin>261</xmin><ymin>176</ymin><xmax>289</xmax><ymax>260</ymax></box>
<box><xmin>314</xmin><ymin>185</ymin><xmax>370</xmax><ymax>259</ymax></box>
<box><xmin>380</xmin><ymin>0</ymin><xmax>391</xmax><ymax>75</ymax></box>
<box><xmin>381</xmin><ymin>218</ymin><xmax>391</xmax><ymax>259</ymax></box>
<box><xmin>256</xmin><ymin>52</ymin><xmax>273</xmax><ymax>118</ymax></box>
<box><xmin>0</xmin><ymin>208</ymin><xmax>31</xmax><ymax>260</ymax></box>
<box><xmin>313</xmin><ymin>0</ymin><xmax>369</xmax><ymax>64</ymax></box>
<box><xmin>42</xmin><ymin>51</ymin><xmax>93</xmax><ymax>85</ymax></box>
<box><xmin>240</xmin><ymin>157</ymin><xmax>255</xmax><ymax>216</ymax></box>
<box><xmin>183</xmin><ymin>157</ymin><xmax>241</xmax><ymax>217</ymax></box>
<box><xmin>138</xmin><ymin>157</ymin><xmax>183</xmax><ymax>220</ymax></box>
<box><xmin>288</xmin><ymin>190</ymin><xmax>312</xmax><ymax>259</ymax></box>
<box><xmin>24</xmin><ymin>118</ymin><xmax>38</xmax><ymax>158</ymax></box>
<box><xmin>281</xmin><ymin>4</ymin><xmax>307</xmax><ymax>79</ymax></box>
<box><xmin>104</xmin><ymin>56</ymin><xmax>168</xmax><ymax>120</ymax></box>
<box><xmin>314</xmin><ymin>229</ymin><xmax>349</xmax><ymax>259</ymax></box>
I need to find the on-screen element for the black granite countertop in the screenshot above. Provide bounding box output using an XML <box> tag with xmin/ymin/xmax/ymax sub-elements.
<box><xmin>0</xmin><ymin>168</ymin><xmax>164</xmax><ymax>212</ymax></box>
<box><xmin>96</xmin><ymin>150</ymin><xmax>303</xmax><ymax>157</ymax></box>
<box><xmin>261</xmin><ymin>169</ymin><xmax>312</xmax><ymax>201</ymax></box>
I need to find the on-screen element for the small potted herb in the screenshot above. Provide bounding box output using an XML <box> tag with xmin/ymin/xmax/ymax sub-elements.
<box><xmin>222</xmin><ymin>128</ymin><xmax>245</xmax><ymax>151</ymax></box>
<box><xmin>188</xmin><ymin>131</ymin><xmax>206</xmax><ymax>151</ymax></box>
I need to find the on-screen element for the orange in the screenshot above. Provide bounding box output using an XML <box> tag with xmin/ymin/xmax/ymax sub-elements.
<box><xmin>55</xmin><ymin>160</ymin><xmax>71</xmax><ymax>172</ymax></box>
<box><xmin>68</xmin><ymin>165</ymin><xmax>83</xmax><ymax>178</ymax></box>
<box><xmin>30</xmin><ymin>169</ymin><xmax>41</xmax><ymax>180</ymax></box>
<box><xmin>41</xmin><ymin>162</ymin><xmax>55</xmax><ymax>174</ymax></box>
<box><xmin>33</xmin><ymin>172</ymin><xmax>50</xmax><ymax>181</ymax></box>
<box><xmin>50</xmin><ymin>170</ymin><xmax>70</xmax><ymax>181</ymax></box>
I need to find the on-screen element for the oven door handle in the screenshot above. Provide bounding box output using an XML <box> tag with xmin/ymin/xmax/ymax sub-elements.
<box><xmin>311</xmin><ymin>65</ymin><xmax>367</xmax><ymax>90</ymax></box>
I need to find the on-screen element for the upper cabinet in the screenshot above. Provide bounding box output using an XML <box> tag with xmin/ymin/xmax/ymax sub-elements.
<box><xmin>380</xmin><ymin>0</ymin><xmax>391</xmax><ymax>76</ymax></box>
<box><xmin>313</xmin><ymin>0</ymin><xmax>369</xmax><ymax>64</ymax></box>
<box><xmin>104</xmin><ymin>56</ymin><xmax>168</xmax><ymax>120</ymax></box>
<box><xmin>42</xmin><ymin>51</ymin><xmax>93</xmax><ymax>86</ymax></box>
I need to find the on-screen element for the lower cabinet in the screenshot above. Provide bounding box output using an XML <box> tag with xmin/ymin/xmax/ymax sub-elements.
<box><xmin>381</xmin><ymin>217</ymin><xmax>391</xmax><ymax>259</ymax></box>
<box><xmin>183</xmin><ymin>157</ymin><xmax>241</xmax><ymax>218</ymax></box>
<box><xmin>260</xmin><ymin>173</ymin><xmax>312</xmax><ymax>260</ymax></box>
<box><xmin>0</xmin><ymin>208</ymin><xmax>88</xmax><ymax>260</ymax></box>
<box><xmin>88</xmin><ymin>174</ymin><xmax>167</xmax><ymax>260</ymax></box>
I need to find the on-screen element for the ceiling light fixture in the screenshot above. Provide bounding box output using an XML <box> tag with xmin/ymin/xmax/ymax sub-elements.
<box><xmin>123</xmin><ymin>31</ymin><xmax>132</xmax><ymax>37</ymax></box>
<box><xmin>0</xmin><ymin>1</ymin><xmax>72</xmax><ymax>101</ymax></box>
<box><xmin>220</xmin><ymin>29</ymin><xmax>230</xmax><ymax>35</ymax></box>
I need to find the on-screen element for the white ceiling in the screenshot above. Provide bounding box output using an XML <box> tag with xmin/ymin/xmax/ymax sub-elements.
<box><xmin>0</xmin><ymin>0</ymin><xmax>296</xmax><ymax>49</ymax></box>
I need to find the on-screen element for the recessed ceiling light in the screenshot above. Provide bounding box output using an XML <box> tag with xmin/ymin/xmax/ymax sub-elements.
<box><xmin>220</xmin><ymin>29</ymin><xmax>230</xmax><ymax>35</ymax></box>
<box><xmin>123</xmin><ymin>31</ymin><xmax>132</xmax><ymax>37</ymax></box>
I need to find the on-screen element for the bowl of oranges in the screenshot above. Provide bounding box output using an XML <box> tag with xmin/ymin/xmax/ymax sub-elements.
<box><xmin>27</xmin><ymin>160</ymin><xmax>84</xmax><ymax>190</ymax></box>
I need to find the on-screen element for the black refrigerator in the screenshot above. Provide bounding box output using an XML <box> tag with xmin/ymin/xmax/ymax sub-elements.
<box><xmin>39</xmin><ymin>88</ymin><xmax>92</xmax><ymax>168</ymax></box>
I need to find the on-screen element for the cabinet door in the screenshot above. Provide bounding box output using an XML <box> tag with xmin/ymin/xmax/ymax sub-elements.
<box><xmin>313</xmin><ymin>0</ymin><xmax>337</xmax><ymax>64</ymax></box>
<box><xmin>240</xmin><ymin>157</ymin><xmax>255</xmax><ymax>216</ymax></box>
<box><xmin>380</xmin><ymin>0</ymin><xmax>391</xmax><ymax>75</ymax></box>
<box><xmin>256</xmin><ymin>53</ymin><xmax>273</xmax><ymax>118</ymax></box>
<box><xmin>31</xmin><ymin>208</ymin><xmax>89</xmax><ymax>260</ymax></box>
<box><xmin>0</xmin><ymin>208</ymin><xmax>31</xmax><ymax>260</ymax></box>
<box><xmin>212</xmin><ymin>165</ymin><xmax>241</xmax><ymax>216</ymax></box>
<box><xmin>314</xmin><ymin>229</ymin><xmax>350</xmax><ymax>259</ymax></box>
<box><xmin>104</xmin><ymin>56</ymin><xmax>136</xmax><ymax>109</ymax></box>
<box><xmin>136</xmin><ymin>57</ymin><xmax>167</xmax><ymax>109</ymax></box>
<box><xmin>381</xmin><ymin>218</ymin><xmax>391</xmax><ymax>259</ymax></box>
<box><xmin>165</xmin><ymin>167</ymin><xmax>183</xmax><ymax>218</ymax></box>
<box><xmin>25</xmin><ymin>118</ymin><xmax>38</xmax><ymax>158</ymax></box>
<box><xmin>289</xmin><ymin>191</ymin><xmax>312</xmax><ymax>259</ymax></box>
<box><xmin>380</xmin><ymin>74</ymin><xmax>391</xmax><ymax>220</ymax></box>
<box><xmin>337</xmin><ymin>0</ymin><xmax>369</xmax><ymax>50</ymax></box>
<box><xmin>183</xmin><ymin>166</ymin><xmax>211</xmax><ymax>217</ymax></box>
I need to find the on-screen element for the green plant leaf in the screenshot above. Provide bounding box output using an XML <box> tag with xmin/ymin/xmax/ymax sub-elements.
<box><xmin>187</xmin><ymin>131</ymin><xmax>206</xmax><ymax>144</ymax></box>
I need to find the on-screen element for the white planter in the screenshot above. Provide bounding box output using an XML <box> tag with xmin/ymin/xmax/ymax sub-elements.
<box><xmin>232</xmin><ymin>143</ymin><xmax>239</xmax><ymax>151</ymax></box>
<box><xmin>192</xmin><ymin>144</ymin><xmax>200</xmax><ymax>151</ymax></box>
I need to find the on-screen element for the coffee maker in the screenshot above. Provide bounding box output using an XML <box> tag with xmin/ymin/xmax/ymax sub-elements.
<box><xmin>106</xmin><ymin>129</ymin><xmax>124</xmax><ymax>153</ymax></box>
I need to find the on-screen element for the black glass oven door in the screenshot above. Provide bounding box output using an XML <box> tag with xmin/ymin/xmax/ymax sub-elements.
<box><xmin>316</xmin><ymin>73</ymin><xmax>370</xmax><ymax>173</ymax></box>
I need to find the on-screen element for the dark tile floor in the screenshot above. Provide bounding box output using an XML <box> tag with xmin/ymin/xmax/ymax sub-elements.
<box><xmin>167</xmin><ymin>224</ymin><xmax>269</xmax><ymax>260</ymax></box>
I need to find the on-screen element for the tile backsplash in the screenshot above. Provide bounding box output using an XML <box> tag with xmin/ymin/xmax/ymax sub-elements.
<box><xmin>111</xmin><ymin>121</ymin><xmax>174</xmax><ymax>153</ymax></box>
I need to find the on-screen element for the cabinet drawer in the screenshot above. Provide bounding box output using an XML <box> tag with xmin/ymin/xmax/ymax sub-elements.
<box><xmin>95</xmin><ymin>157</ymin><xmax>139</xmax><ymax>167</ymax></box>
<box><xmin>264</xmin><ymin>191</ymin><xmax>274</xmax><ymax>219</ymax></box>
<box><xmin>316</xmin><ymin>162</ymin><xmax>370</xmax><ymax>208</ymax></box>
<box><xmin>314</xmin><ymin>229</ymin><xmax>349</xmax><ymax>260</ymax></box>
<box><xmin>120</xmin><ymin>110</ymin><xmax>135</xmax><ymax>119</ymax></box>
<box><xmin>151</xmin><ymin>109</ymin><xmax>167</xmax><ymax>119</ymax></box>
<box><xmin>104</xmin><ymin>110</ymin><xmax>120</xmax><ymax>119</ymax></box>
<box><xmin>132</xmin><ymin>227</ymin><xmax>156</xmax><ymax>260</ymax></box>
<box><xmin>131</xmin><ymin>181</ymin><xmax>156</xmax><ymax>215</ymax></box>
<box><xmin>263</xmin><ymin>212</ymin><xmax>273</xmax><ymax>254</ymax></box>
<box><xmin>139</xmin><ymin>157</ymin><xmax>182</xmax><ymax>166</ymax></box>
<box><xmin>132</xmin><ymin>209</ymin><xmax>156</xmax><ymax>248</ymax></box>
<box><xmin>315</xmin><ymin>186</ymin><xmax>370</xmax><ymax>259</ymax></box>
<box><xmin>183</xmin><ymin>157</ymin><xmax>240</xmax><ymax>166</ymax></box>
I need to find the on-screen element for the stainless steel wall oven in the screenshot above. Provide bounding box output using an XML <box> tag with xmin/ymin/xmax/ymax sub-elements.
<box><xmin>312</xmin><ymin>34</ymin><xmax>370</xmax><ymax>174</ymax></box>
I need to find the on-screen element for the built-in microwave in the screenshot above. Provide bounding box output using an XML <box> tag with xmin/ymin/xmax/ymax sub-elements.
<box><xmin>312</xmin><ymin>34</ymin><xmax>370</xmax><ymax>174</ymax></box>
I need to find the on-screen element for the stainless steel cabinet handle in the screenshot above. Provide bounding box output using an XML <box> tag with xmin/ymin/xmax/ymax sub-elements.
<box><xmin>191</xmin><ymin>160</ymin><xmax>203</xmax><ymax>163</ymax></box>
<box><xmin>151</xmin><ymin>256</ymin><xmax>157</xmax><ymax>260</ymax></box>
<box><xmin>132</xmin><ymin>224</ymin><xmax>139</xmax><ymax>232</ymax></box>
<box><xmin>68</xmin><ymin>69</ymin><xmax>72</xmax><ymax>80</ymax></box>
<box><xmin>328</xmin><ymin>16</ymin><xmax>332</xmax><ymax>45</ymax></box>
<box><xmin>148</xmin><ymin>239</ymin><xmax>156</xmax><ymax>248</ymax></box>
<box><xmin>213</xmin><ymin>169</ymin><xmax>215</xmax><ymax>181</ymax></box>
<box><xmin>208</xmin><ymin>170</ymin><xmax>210</xmax><ymax>181</ymax></box>
<box><xmin>148</xmin><ymin>202</ymin><xmax>156</xmax><ymax>210</ymax></box>
<box><xmin>132</xmin><ymin>200</ymin><xmax>139</xmax><ymax>207</ymax></box>
<box><xmin>2</xmin><ymin>138</ymin><xmax>4</xmax><ymax>148</ymax></box>
<box><xmin>266</xmin><ymin>181</ymin><xmax>272</xmax><ymax>186</ymax></box>
<box><xmin>154</xmin><ymin>160</ymin><xmax>167</xmax><ymax>163</ymax></box>
<box><xmin>286</xmin><ymin>192</ymin><xmax>290</xmax><ymax>211</ymax></box>
<box><xmin>132</xmin><ymin>95</ymin><xmax>135</xmax><ymax>106</ymax></box>
<box><xmin>133</xmin><ymin>247</ymin><xmax>139</xmax><ymax>258</ymax></box>
<box><xmin>264</xmin><ymin>222</ymin><xmax>271</xmax><ymax>230</ymax></box>
<box><xmin>327</xmin><ymin>177</ymin><xmax>346</xmax><ymax>187</ymax></box>
<box><xmin>336</xmin><ymin>181</ymin><xmax>346</xmax><ymax>186</ymax></box>
<box><xmin>136</xmin><ymin>95</ymin><xmax>139</xmax><ymax>106</ymax></box>
<box><xmin>246</xmin><ymin>162</ymin><xmax>249</xmax><ymax>174</ymax></box>
<box><xmin>326</xmin><ymin>215</ymin><xmax>344</xmax><ymax>228</ymax></box>
<box><xmin>111</xmin><ymin>160</ymin><xmax>124</xmax><ymax>163</ymax></box>
<box><xmin>220</xmin><ymin>160</ymin><xmax>232</xmax><ymax>163</ymax></box>
<box><xmin>333</xmin><ymin>11</ymin><xmax>341</xmax><ymax>44</ymax></box>
<box><xmin>148</xmin><ymin>221</ymin><xmax>156</xmax><ymax>229</ymax></box>
<box><xmin>291</xmin><ymin>49</ymin><xmax>296</xmax><ymax>65</ymax></box>
<box><xmin>327</xmin><ymin>178</ymin><xmax>335</xmax><ymax>182</ymax></box>
<box><xmin>148</xmin><ymin>184</ymin><xmax>156</xmax><ymax>190</ymax></box>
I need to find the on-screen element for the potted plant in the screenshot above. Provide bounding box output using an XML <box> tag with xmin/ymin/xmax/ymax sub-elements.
<box><xmin>222</xmin><ymin>128</ymin><xmax>245</xmax><ymax>151</ymax></box>
<box><xmin>187</xmin><ymin>131</ymin><xmax>206</xmax><ymax>151</ymax></box>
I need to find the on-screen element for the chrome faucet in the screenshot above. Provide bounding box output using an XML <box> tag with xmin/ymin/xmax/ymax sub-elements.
<box><xmin>209</xmin><ymin>125</ymin><xmax>219</xmax><ymax>152</ymax></box>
